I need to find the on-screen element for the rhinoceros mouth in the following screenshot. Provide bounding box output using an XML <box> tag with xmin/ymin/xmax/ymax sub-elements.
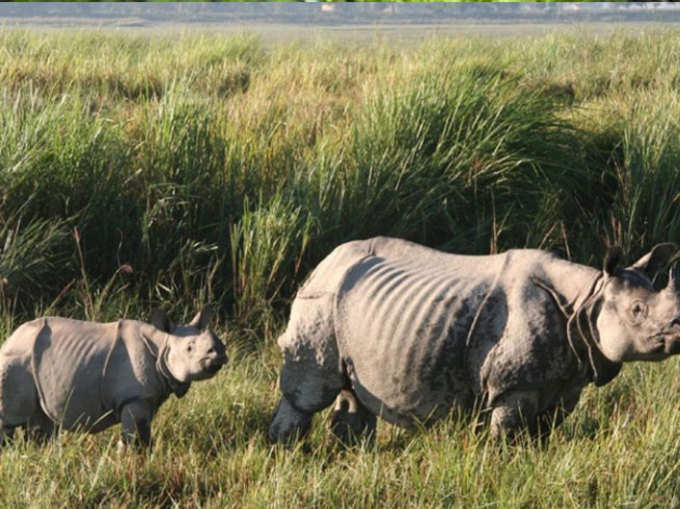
<box><xmin>649</xmin><ymin>325</ymin><xmax>680</xmax><ymax>355</ymax></box>
<box><xmin>662</xmin><ymin>327</ymin><xmax>680</xmax><ymax>354</ymax></box>
<box><xmin>206</xmin><ymin>364</ymin><xmax>222</xmax><ymax>375</ymax></box>
<box><xmin>201</xmin><ymin>356</ymin><xmax>226</xmax><ymax>375</ymax></box>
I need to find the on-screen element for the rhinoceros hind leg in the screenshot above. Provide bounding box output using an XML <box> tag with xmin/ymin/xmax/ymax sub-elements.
<box><xmin>270</xmin><ymin>339</ymin><xmax>345</xmax><ymax>444</ymax></box>
<box><xmin>25</xmin><ymin>408</ymin><xmax>55</xmax><ymax>444</ymax></box>
<box><xmin>330</xmin><ymin>389</ymin><xmax>376</xmax><ymax>446</ymax></box>
<box><xmin>269</xmin><ymin>397</ymin><xmax>313</xmax><ymax>445</ymax></box>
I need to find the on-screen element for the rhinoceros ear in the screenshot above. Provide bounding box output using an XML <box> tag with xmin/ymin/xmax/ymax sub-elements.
<box><xmin>151</xmin><ymin>309</ymin><xmax>172</xmax><ymax>333</ymax></box>
<box><xmin>604</xmin><ymin>246</ymin><xmax>623</xmax><ymax>276</ymax></box>
<box><xmin>189</xmin><ymin>306</ymin><xmax>215</xmax><ymax>331</ymax></box>
<box><xmin>629</xmin><ymin>243</ymin><xmax>679</xmax><ymax>278</ymax></box>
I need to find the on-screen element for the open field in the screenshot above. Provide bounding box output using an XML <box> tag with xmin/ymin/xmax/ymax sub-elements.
<box><xmin>2</xmin><ymin>27</ymin><xmax>680</xmax><ymax>506</ymax></box>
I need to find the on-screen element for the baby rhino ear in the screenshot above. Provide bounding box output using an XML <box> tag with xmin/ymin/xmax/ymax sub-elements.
<box><xmin>603</xmin><ymin>246</ymin><xmax>623</xmax><ymax>276</ymax></box>
<box><xmin>151</xmin><ymin>309</ymin><xmax>173</xmax><ymax>333</ymax></box>
<box><xmin>189</xmin><ymin>306</ymin><xmax>215</xmax><ymax>331</ymax></box>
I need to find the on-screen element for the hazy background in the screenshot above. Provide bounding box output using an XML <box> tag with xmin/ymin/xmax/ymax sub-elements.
<box><xmin>1</xmin><ymin>3</ymin><xmax>679</xmax><ymax>42</ymax></box>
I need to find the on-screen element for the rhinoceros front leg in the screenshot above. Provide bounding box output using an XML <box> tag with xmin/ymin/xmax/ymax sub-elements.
<box><xmin>490</xmin><ymin>388</ymin><xmax>582</xmax><ymax>441</ymax></box>
<box><xmin>119</xmin><ymin>400</ymin><xmax>153</xmax><ymax>449</ymax></box>
<box><xmin>532</xmin><ymin>387</ymin><xmax>582</xmax><ymax>439</ymax></box>
<box><xmin>330</xmin><ymin>389</ymin><xmax>376</xmax><ymax>446</ymax></box>
<box><xmin>490</xmin><ymin>390</ymin><xmax>541</xmax><ymax>441</ymax></box>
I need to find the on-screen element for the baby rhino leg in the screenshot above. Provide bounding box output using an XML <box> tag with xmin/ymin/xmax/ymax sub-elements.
<box><xmin>119</xmin><ymin>400</ymin><xmax>153</xmax><ymax>449</ymax></box>
<box><xmin>0</xmin><ymin>360</ymin><xmax>46</xmax><ymax>444</ymax></box>
<box><xmin>330</xmin><ymin>389</ymin><xmax>376</xmax><ymax>446</ymax></box>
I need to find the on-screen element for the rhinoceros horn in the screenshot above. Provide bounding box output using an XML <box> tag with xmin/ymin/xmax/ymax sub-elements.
<box><xmin>666</xmin><ymin>264</ymin><xmax>680</xmax><ymax>293</ymax></box>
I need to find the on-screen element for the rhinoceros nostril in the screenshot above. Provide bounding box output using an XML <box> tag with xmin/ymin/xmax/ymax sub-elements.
<box><xmin>670</xmin><ymin>317</ymin><xmax>680</xmax><ymax>329</ymax></box>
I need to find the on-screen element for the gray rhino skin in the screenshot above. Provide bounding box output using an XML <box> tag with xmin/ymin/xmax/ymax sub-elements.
<box><xmin>0</xmin><ymin>308</ymin><xmax>227</xmax><ymax>447</ymax></box>
<box><xmin>269</xmin><ymin>236</ymin><xmax>680</xmax><ymax>444</ymax></box>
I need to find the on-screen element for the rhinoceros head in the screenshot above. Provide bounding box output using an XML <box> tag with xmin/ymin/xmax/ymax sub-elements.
<box><xmin>596</xmin><ymin>243</ymin><xmax>680</xmax><ymax>363</ymax></box>
<box><xmin>151</xmin><ymin>307</ymin><xmax>228</xmax><ymax>383</ymax></box>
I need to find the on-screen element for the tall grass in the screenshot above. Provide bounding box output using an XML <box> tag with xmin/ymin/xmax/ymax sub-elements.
<box><xmin>607</xmin><ymin>90</ymin><xmax>680</xmax><ymax>252</ymax></box>
<box><xmin>2</xmin><ymin>26</ymin><xmax>680</xmax><ymax>508</ymax></box>
<box><xmin>3</xmin><ymin>28</ymin><xmax>680</xmax><ymax>320</ymax></box>
<box><xmin>0</xmin><ymin>205</ymin><xmax>71</xmax><ymax>311</ymax></box>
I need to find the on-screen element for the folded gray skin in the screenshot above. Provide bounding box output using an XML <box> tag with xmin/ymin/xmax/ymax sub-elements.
<box><xmin>269</xmin><ymin>236</ymin><xmax>680</xmax><ymax>444</ymax></box>
<box><xmin>0</xmin><ymin>308</ymin><xmax>227</xmax><ymax>447</ymax></box>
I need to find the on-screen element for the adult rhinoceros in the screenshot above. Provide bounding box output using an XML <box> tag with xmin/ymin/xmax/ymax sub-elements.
<box><xmin>269</xmin><ymin>237</ymin><xmax>680</xmax><ymax>444</ymax></box>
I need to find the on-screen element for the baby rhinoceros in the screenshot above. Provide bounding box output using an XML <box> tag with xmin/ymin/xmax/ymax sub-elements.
<box><xmin>0</xmin><ymin>308</ymin><xmax>227</xmax><ymax>448</ymax></box>
<box><xmin>269</xmin><ymin>237</ymin><xmax>680</xmax><ymax>445</ymax></box>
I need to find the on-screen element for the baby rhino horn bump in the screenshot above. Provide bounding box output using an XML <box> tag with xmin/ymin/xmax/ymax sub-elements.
<box><xmin>189</xmin><ymin>306</ymin><xmax>215</xmax><ymax>330</ymax></box>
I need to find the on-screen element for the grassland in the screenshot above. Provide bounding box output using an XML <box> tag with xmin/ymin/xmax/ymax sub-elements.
<box><xmin>2</xmin><ymin>27</ymin><xmax>680</xmax><ymax>507</ymax></box>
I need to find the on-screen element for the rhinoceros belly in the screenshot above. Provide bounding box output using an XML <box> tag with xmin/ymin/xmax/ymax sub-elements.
<box><xmin>335</xmin><ymin>257</ymin><xmax>492</xmax><ymax>426</ymax></box>
<box><xmin>32</xmin><ymin>319</ymin><xmax>119</xmax><ymax>430</ymax></box>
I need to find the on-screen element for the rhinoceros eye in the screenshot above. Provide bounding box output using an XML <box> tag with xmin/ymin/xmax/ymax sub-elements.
<box><xmin>630</xmin><ymin>301</ymin><xmax>648</xmax><ymax>322</ymax></box>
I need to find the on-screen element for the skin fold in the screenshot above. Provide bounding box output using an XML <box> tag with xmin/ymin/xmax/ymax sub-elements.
<box><xmin>269</xmin><ymin>237</ymin><xmax>680</xmax><ymax>444</ymax></box>
<box><xmin>0</xmin><ymin>308</ymin><xmax>227</xmax><ymax>448</ymax></box>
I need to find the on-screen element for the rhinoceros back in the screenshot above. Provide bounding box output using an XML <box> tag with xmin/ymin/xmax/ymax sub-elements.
<box><xmin>334</xmin><ymin>246</ymin><xmax>505</xmax><ymax>426</ymax></box>
<box><xmin>32</xmin><ymin>318</ymin><xmax>123</xmax><ymax>430</ymax></box>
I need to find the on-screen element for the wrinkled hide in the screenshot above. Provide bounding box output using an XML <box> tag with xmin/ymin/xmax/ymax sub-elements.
<box><xmin>270</xmin><ymin>237</ymin><xmax>680</xmax><ymax>443</ymax></box>
<box><xmin>0</xmin><ymin>311</ymin><xmax>226</xmax><ymax>445</ymax></box>
<box><xmin>28</xmin><ymin>319</ymin><xmax>171</xmax><ymax>430</ymax></box>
